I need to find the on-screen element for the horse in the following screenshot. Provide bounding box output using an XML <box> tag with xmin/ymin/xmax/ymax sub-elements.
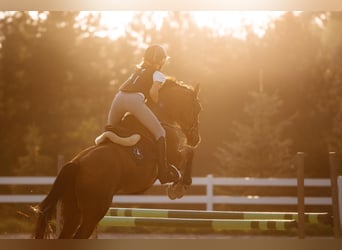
<box><xmin>33</xmin><ymin>78</ymin><xmax>202</xmax><ymax>239</ymax></box>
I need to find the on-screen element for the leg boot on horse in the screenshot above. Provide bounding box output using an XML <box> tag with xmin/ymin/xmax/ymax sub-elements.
<box><xmin>156</xmin><ymin>137</ymin><xmax>180</xmax><ymax>184</ymax></box>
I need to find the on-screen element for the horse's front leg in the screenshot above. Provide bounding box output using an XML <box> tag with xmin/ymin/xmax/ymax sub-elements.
<box><xmin>167</xmin><ymin>145</ymin><xmax>194</xmax><ymax>200</ymax></box>
<box><xmin>178</xmin><ymin>145</ymin><xmax>194</xmax><ymax>185</ymax></box>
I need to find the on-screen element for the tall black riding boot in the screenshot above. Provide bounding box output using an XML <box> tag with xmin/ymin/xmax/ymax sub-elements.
<box><xmin>156</xmin><ymin>137</ymin><xmax>180</xmax><ymax>184</ymax></box>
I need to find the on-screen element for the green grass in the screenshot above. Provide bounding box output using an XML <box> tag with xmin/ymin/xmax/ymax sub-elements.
<box><xmin>0</xmin><ymin>214</ymin><xmax>334</xmax><ymax>237</ymax></box>
<box><xmin>0</xmin><ymin>217</ymin><xmax>34</xmax><ymax>234</ymax></box>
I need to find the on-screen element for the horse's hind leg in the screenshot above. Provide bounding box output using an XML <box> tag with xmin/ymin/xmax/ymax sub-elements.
<box><xmin>73</xmin><ymin>205</ymin><xmax>108</xmax><ymax>239</ymax></box>
<box><xmin>58</xmin><ymin>194</ymin><xmax>81</xmax><ymax>238</ymax></box>
<box><xmin>59</xmin><ymin>213</ymin><xmax>81</xmax><ymax>239</ymax></box>
<box><xmin>73</xmin><ymin>216</ymin><xmax>101</xmax><ymax>239</ymax></box>
<box><xmin>73</xmin><ymin>193</ymin><xmax>113</xmax><ymax>239</ymax></box>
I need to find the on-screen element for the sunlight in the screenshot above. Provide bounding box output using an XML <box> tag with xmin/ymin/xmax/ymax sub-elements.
<box><xmin>90</xmin><ymin>11</ymin><xmax>285</xmax><ymax>40</ymax></box>
<box><xmin>77</xmin><ymin>11</ymin><xmax>168</xmax><ymax>40</ymax></box>
<box><xmin>75</xmin><ymin>11</ymin><xmax>136</xmax><ymax>39</ymax></box>
<box><xmin>97</xmin><ymin>11</ymin><xmax>136</xmax><ymax>39</ymax></box>
<box><xmin>190</xmin><ymin>11</ymin><xmax>285</xmax><ymax>39</ymax></box>
<box><xmin>28</xmin><ymin>11</ymin><xmax>48</xmax><ymax>21</ymax></box>
<box><xmin>1</xmin><ymin>11</ymin><xmax>285</xmax><ymax>41</ymax></box>
<box><xmin>96</xmin><ymin>11</ymin><xmax>168</xmax><ymax>40</ymax></box>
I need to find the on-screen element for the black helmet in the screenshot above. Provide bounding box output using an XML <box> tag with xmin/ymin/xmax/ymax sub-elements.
<box><xmin>143</xmin><ymin>44</ymin><xmax>169</xmax><ymax>66</ymax></box>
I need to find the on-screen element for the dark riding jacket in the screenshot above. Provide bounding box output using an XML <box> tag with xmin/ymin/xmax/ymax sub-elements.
<box><xmin>119</xmin><ymin>67</ymin><xmax>155</xmax><ymax>100</ymax></box>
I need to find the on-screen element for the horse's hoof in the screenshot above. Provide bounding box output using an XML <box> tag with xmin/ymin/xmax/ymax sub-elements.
<box><xmin>167</xmin><ymin>184</ymin><xmax>178</xmax><ymax>200</ymax></box>
<box><xmin>166</xmin><ymin>182</ymin><xmax>188</xmax><ymax>199</ymax></box>
<box><xmin>175</xmin><ymin>184</ymin><xmax>189</xmax><ymax>199</ymax></box>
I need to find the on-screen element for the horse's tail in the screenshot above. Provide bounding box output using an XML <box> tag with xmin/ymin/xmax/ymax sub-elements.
<box><xmin>33</xmin><ymin>161</ymin><xmax>79</xmax><ymax>239</ymax></box>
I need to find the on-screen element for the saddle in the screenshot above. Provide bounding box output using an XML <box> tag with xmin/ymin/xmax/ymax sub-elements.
<box><xmin>95</xmin><ymin>115</ymin><xmax>157</xmax><ymax>164</ymax></box>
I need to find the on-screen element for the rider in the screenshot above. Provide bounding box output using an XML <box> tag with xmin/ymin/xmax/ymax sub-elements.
<box><xmin>107</xmin><ymin>44</ymin><xmax>179</xmax><ymax>184</ymax></box>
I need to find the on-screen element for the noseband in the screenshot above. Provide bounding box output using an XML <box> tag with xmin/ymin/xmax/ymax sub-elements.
<box><xmin>182</xmin><ymin>121</ymin><xmax>198</xmax><ymax>139</ymax></box>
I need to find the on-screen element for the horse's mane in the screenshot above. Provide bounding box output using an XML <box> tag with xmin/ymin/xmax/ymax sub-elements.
<box><xmin>163</xmin><ymin>77</ymin><xmax>194</xmax><ymax>92</ymax></box>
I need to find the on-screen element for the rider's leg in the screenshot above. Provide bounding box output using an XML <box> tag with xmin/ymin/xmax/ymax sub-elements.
<box><xmin>155</xmin><ymin>136</ymin><xmax>179</xmax><ymax>184</ymax></box>
<box><xmin>107</xmin><ymin>91</ymin><xmax>129</xmax><ymax>126</ymax></box>
<box><xmin>127</xmin><ymin>93</ymin><xmax>179</xmax><ymax>183</ymax></box>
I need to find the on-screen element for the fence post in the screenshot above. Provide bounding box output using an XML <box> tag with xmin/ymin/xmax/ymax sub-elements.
<box><xmin>329</xmin><ymin>152</ymin><xmax>341</xmax><ymax>238</ymax></box>
<box><xmin>338</xmin><ymin>176</ymin><xmax>342</xmax><ymax>231</ymax></box>
<box><xmin>56</xmin><ymin>154</ymin><xmax>64</xmax><ymax>237</ymax></box>
<box><xmin>206</xmin><ymin>174</ymin><xmax>214</xmax><ymax>211</ymax></box>
<box><xmin>296</xmin><ymin>152</ymin><xmax>305</xmax><ymax>239</ymax></box>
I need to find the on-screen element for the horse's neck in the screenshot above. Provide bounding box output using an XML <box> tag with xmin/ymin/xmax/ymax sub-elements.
<box><xmin>160</xmin><ymin>85</ymin><xmax>185</xmax><ymax>121</ymax></box>
<box><xmin>147</xmin><ymin>99</ymin><xmax>175</xmax><ymax>126</ymax></box>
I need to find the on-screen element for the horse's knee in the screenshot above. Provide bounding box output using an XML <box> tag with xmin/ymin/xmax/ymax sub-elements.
<box><xmin>181</xmin><ymin>175</ymin><xmax>192</xmax><ymax>185</ymax></box>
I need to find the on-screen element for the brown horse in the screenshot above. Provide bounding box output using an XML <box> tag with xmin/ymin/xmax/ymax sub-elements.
<box><xmin>33</xmin><ymin>78</ymin><xmax>202</xmax><ymax>239</ymax></box>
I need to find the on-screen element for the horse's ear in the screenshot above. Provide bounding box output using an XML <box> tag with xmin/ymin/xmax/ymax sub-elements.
<box><xmin>194</xmin><ymin>83</ymin><xmax>200</xmax><ymax>96</ymax></box>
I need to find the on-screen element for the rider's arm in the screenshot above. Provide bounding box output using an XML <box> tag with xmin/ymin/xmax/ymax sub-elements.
<box><xmin>149</xmin><ymin>71</ymin><xmax>166</xmax><ymax>104</ymax></box>
<box><xmin>150</xmin><ymin>81</ymin><xmax>162</xmax><ymax>104</ymax></box>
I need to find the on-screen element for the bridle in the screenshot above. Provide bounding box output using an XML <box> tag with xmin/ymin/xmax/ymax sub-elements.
<box><xmin>180</xmin><ymin>119</ymin><xmax>198</xmax><ymax>139</ymax></box>
<box><xmin>162</xmin><ymin>119</ymin><xmax>198</xmax><ymax>136</ymax></box>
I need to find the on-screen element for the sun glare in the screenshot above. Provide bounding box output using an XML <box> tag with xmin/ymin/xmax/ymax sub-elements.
<box><xmin>1</xmin><ymin>11</ymin><xmax>285</xmax><ymax>40</ymax></box>
<box><xmin>97</xmin><ymin>11</ymin><xmax>136</xmax><ymax>39</ymax></box>
<box><xmin>78</xmin><ymin>11</ymin><xmax>285</xmax><ymax>40</ymax></box>
<box><xmin>22</xmin><ymin>11</ymin><xmax>285</xmax><ymax>40</ymax></box>
<box><xmin>97</xmin><ymin>11</ymin><xmax>169</xmax><ymax>40</ymax></box>
<box><xmin>190</xmin><ymin>11</ymin><xmax>285</xmax><ymax>39</ymax></box>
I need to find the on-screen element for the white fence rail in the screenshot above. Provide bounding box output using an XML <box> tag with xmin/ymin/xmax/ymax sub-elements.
<box><xmin>1</xmin><ymin>174</ymin><xmax>341</xmax><ymax>232</ymax></box>
<box><xmin>0</xmin><ymin>175</ymin><xmax>339</xmax><ymax>210</ymax></box>
<box><xmin>3</xmin><ymin>151</ymin><xmax>341</xmax><ymax>237</ymax></box>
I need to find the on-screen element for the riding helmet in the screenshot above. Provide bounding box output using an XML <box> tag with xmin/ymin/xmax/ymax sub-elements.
<box><xmin>144</xmin><ymin>44</ymin><xmax>169</xmax><ymax>65</ymax></box>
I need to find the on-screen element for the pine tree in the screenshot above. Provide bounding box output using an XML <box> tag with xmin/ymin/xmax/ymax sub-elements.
<box><xmin>16</xmin><ymin>125</ymin><xmax>54</xmax><ymax>176</ymax></box>
<box><xmin>319</xmin><ymin>13</ymin><xmax>342</xmax><ymax>157</ymax></box>
<box><xmin>214</xmin><ymin>77</ymin><xmax>294</xmax><ymax>177</ymax></box>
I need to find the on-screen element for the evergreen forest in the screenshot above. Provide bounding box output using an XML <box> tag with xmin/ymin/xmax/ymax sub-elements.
<box><xmin>1</xmin><ymin>11</ymin><xmax>342</xmax><ymax>179</ymax></box>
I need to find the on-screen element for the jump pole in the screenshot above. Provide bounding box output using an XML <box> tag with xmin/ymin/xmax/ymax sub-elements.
<box><xmin>100</xmin><ymin>216</ymin><xmax>297</xmax><ymax>232</ymax></box>
<box><xmin>106</xmin><ymin>207</ymin><xmax>331</xmax><ymax>224</ymax></box>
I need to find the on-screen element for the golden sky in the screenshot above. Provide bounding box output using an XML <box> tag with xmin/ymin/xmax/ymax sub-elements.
<box><xmin>1</xmin><ymin>0</ymin><xmax>342</xmax><ymax>11</ymax></box>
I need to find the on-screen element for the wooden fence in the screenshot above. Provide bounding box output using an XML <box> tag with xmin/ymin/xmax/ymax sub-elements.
<box><xmin>0</xmin><ymin>152</ymin><xmax>341</xmax><ymax>237</ymax></box>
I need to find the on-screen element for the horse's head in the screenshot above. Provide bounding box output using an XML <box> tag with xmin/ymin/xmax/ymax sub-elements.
<box><xmin>159</xmin><ymin>78</ymin><xmax>202</xmax><ymax>147</ymax></box>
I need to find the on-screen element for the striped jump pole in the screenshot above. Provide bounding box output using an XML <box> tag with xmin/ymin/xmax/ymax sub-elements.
<box><xmin>107</xmin><ymin>207</ymin><xmax>332</xmax><ymax>225</ymax></box>
<box><xmin>100</xmin><ymin>216</ymin><xmax>297</xmax><ymax>232</ymax></box>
